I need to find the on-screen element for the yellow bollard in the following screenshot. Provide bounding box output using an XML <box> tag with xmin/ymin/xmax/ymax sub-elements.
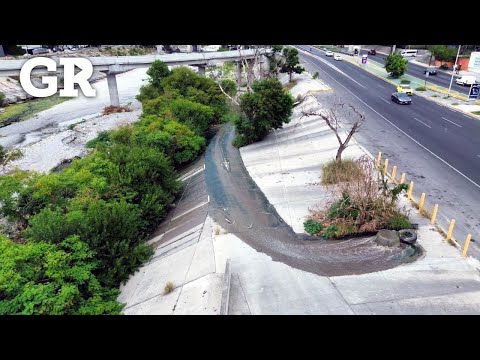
<box><xmin>431</xmin><ymin>204</ymin><xmax>439</xmax><ymax>225</ymax></box>
<box><xmin>391</xmin><ymin>166</ymin><xmax>397</xmax><ymax>183</ymax></box>
<box><xmin>418</xmin><ymin>193</ymin><xmax>426</xmax><ymax>212</ymax></box>
<box><xmin>383</xmin><ymin>159</ymin><xmax>389</xmax><ymax>176</ymax></box>
<box><xmin>462</xmin><ymin>234</ymin><xmax>472</xmax><ymax>257</ymax></box>
<box><xmin>376</xmin><ymin>152</ymin><xmax>382</xmax><ymax>169</ymax></box>
<box><xmin>407</xmin><ymin>181</ymin><xmax>413</xmax><ymax>200</ymax></box>
<box><xmin>446</xmin><ymin>219</ymin><xmax>456</xmax><ymax>241</ymax></box>
<box><xmin>400</xmin><ymin>173</ymin><xmax>406</xmax><ymax>184</ymax></box>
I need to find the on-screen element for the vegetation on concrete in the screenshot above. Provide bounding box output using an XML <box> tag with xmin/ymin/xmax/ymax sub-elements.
<box><xmin>0</xmin><ymin>60</ymin><xmax>227</xmax><ymax>314</ymax></box>
<box><xmin>385</xmin><ymin>53</ymin><xmax>408</xmax><ymax>78</ymax></box>
<box><xmin>471</xmin><ymin>111</ymin><xmax>480</xmax><ymax>115</ymax></box>
<box><xmin>400</xmin><ymin>80</ymin><xmax>411</xmax><ymax>84</ymax></box>
<box><xmin>0</xmin><ymin>91</ymin><xmax>5</xmax><ymax>106</ymax></box>
<box><xmin>164</xmin><ymin>281</ymin><xmax>174</xmax><ymax>294</ymax></box>
<box><xmin>303</xmin><ymin>219</ymin><xmax>323</xmax><ymax>235</ymax></box>
<box><xmin>233</xmin><ymin>78</ymin><xmax>294</xmax><ymax>147</ymax></box>
<box><xmin>321</xmin><ymin>159</ymin><xmax>364</xmax><ymax>185</ymax></box>
<box><xmin>415</xmin><ymin>86</ymin><xmax>426</xmax><ymax>91</ymax></box>
<box><xmin>0</xmin><ymin>94</ymin><xmax>69</xmax><ymax>127</ymax></box>
<box><xmin>280</xmin><ymin>48</ymin><xmax>305</xmax><ymax>83</ymax></box>
<box><xmin>306</xmin><ymin>156</ymin><xmax>411</xmax><ymax>239</ymax></box>
<box><xmin>313</xmin><ymin>72</ymin><xmax>319</xmax><ymax>79</ymax></box>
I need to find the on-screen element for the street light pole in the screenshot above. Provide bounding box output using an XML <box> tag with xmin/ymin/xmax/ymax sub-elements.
<box><xmin>447</xmin><ymin>45</ymin><xmax>461</xmax><ymax>97</ymax></box>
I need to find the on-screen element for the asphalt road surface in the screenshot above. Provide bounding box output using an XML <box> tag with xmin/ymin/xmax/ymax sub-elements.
<box><xmin>296</xmin><ymin>46</ymin><xmax>480</xmax><ymax>259</ymax></box>
<box><xmin>309</xmin><ymin>47</ymin><xmax>471</xmax><ymax>95</ymax></box>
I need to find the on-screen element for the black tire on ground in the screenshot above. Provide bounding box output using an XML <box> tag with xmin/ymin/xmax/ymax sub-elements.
<box><xmin>398</xmin><ymin>229</ymin><xmax>417</xmax><ymax>244</ymax></box>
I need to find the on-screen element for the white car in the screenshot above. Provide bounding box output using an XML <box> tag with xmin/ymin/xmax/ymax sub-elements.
<box><xmin>334</xmin><ymin>54</ymin><xmax>342</xmax><ymax>61</ymax></box>
<box><xmin>325</xmin><ymin>51</ymin><xmax>334</xmax><ymax>57</ymax></box>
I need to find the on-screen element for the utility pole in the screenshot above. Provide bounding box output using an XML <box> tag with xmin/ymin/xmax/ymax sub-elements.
<box><xmin>447</xmin><ymin>45</ymin><xmax>461</xmax><ymax>97</ymax></box>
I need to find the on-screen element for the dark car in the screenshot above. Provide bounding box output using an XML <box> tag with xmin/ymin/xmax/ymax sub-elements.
<box><xmin>391</xmin><ymin>92</ymin><xmax>412</xmax><ymax>105</ymax></box>
<box><xmin>368</xmin><ymin>49</ymin><xmax>376</xmax><ymax>55</ymax></box>
<box><xmin>424</xmin><ymin>67</ymin><xmax>438</xmax><ymax>75</ymax></box>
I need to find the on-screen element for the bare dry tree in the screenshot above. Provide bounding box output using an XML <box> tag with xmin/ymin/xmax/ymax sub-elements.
<box><xmin>237</xmin><ymin>46</ymin><xmax>271</xmax><ymax>91</ymax></box>
<box><xmin>302</xmin><ymin>102</ymin><xmax>365</xmax><ymax>163</ymax></box>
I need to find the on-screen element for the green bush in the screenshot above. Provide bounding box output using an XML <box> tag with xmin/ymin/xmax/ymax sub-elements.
<box><xmin>313</xmin><ymin>72</ymin><xmax>319</xmax><ymax>79</ymax></box>
<box><xmin>132</xmin><ymin>115</ymin><xmax>206</xmax><ymax>167</ymax></box>
<box><xmin>220</xmin><ymin>79</ymin><xmax>237</xmax><ymax>97</ymax></box>
<box><xmin>400</xmin><ymin>80</ymin><xmax>411</xmax><ymax>84</ymax></box>
<box><xmin>166</xmin><ymin>97</ymin><xmax>214</xmax><ymax>136</ymax></box>
<box><xmin>161</xmin><ymin>67</ymin><xmax>227</xmax><ymax>118</ymax></box>
<box><xmin>0</xmin><ymin>234</ymin><xmax>122</xmax><ymax>315</ymax></box>
<box><xmin>416</xmin><ymin>86</ymin><xmax>426</xmax><ymax>91</ymax></box>
<box><xmin>387</xmin><ymin>213</ymin><xmax>412</xmax><ymax>230</ymax></box>
<box><xmin>86</xmin><ymin>130</ymin><xmax>112</xmax><ymax>148</ymax></box>
<box><xmin>146</xmin><ymin>60</ymin><xmax>171</xmax><ymax>91</ymax></box>
<box><xmin>304</xmin><ymin>219</ymin><xmax>323</xmax><ymax>235</ymax></box>
<box><xmin>0</xmin><ymin>91</ymin><xmax>5</xmax><ymax>106</ymax></box>
<box><xmin>236</xmin><ymin>78</ymin><xmax>294</xmax><ymax>145</ymax></box>
<box><xmin>322</xmin><ymin>225</ymin><xmax>339</xmax><ymax>239</ymax></box>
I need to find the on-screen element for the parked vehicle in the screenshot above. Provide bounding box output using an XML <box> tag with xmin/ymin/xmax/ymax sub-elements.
<box><xmin>400</xmin><ymin>49</ymin><xmax>418</xmax><ymax>57</ymax></box>
<box><xmin>334</xmin><ymin>54</ymin><xmax>342</xmax><ymax>61</ymax></box>
<box><xmin>367</xmin><ymin>49</ymin><xmax>376</xmax><ymax>55</ymax></box>
<box><xmin>325</xmin><ymin>51</ymin><xmax>334</xmax><ymax>57</ymax></box>
<box><xmin>31</xmin><ymin>47</ymin><xmax>49</xmax><ymax>55</ymax></box>
<box><xmin>396</xmin><ymin>84</ymin><xmax>413</xmax><ymax>95</ymax></box>
<box><xmin>455</xmin><ymin>75</ymin><xmax>477</xmax><ymax>86</ymax></box>
<box><xmin>391</xmin><ymin>92</ymin><xmax>412</xmax><ymax>104</ymax></box>
<box><xmin>424</xmin><ymin>67</ymin><xmax>438</xmax><ymax>75</ymax></box>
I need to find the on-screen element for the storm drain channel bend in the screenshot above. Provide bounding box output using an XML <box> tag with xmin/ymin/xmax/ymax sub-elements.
<box><xmin>205</xmin><ymin>123</ymin><xmax>421</xmax><ymax>276</ymax></box>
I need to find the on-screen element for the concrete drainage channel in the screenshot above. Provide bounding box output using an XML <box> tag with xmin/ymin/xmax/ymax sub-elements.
<box><xmin>204</xmin><ymin>123</ymin><xmax>423</xmax><ymax>278</ymax></box>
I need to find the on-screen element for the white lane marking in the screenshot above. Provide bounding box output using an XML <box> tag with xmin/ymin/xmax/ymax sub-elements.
<box><xmin>441</xmin><ymin>116</ymin><xmax>462</xmax><ymax>127</ymax></box>
<box><xmin>377</xmin><ymin>84</ymin><xmax>385</xmax><ymax>89</ymax></box>
<box><xmin>207</xmin><ymin>195</ymin><xmax>210</xmax><ymax>203</ymax></box>
<box><xmin>303</xmin><ymin>57</ymin><xmax>480</xmax><ymax>190</ymax></box>
<box><xmin>296</xmin><ymin>47</ymin><xmax>366</xmax><ymax>89</ymax></box>
<box><xmin>380</xmin><ymin>98</ymin><xmax>390</xmax><ymax>104</ymax></box>
<box><xmin>464</xmin><ymin>114</ymin><xmax>470</xmax><ymax>118</ymax></box>
<box><xmin>414</xmin><ymin>117</ymin><xmax>432</xmax><ymax>128</ymax></box>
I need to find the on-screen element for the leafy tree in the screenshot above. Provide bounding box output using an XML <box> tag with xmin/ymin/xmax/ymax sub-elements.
<box><xmin>266</xmin><ymin>45</ymin><xmax>284</xmax><ymax>77</ymax></box>
<box><xmin>235</xmin><ymin>78</ymin><xmax>294</xmax><ymax>146</ymax></box>
<box><xmin>146</xmin><ymin>60</ymin><xmax>171</xmax><ymax>91</ymax></box>
<box><xmin>220</xmin><ymin>79</ymin><xmax>237</xmax><ymax>97</ymax></box>
<box><xmin>133</xmin><ymin>116</ymin><xmax>206</xmax><ymax>167</ymax></box>
<box><xmin>428</xmin><ymin>45</ymin><xmax>457</xmax><ymax>64</ymax></box>
<box><xmin>0</xmin><ymin>235</ymin><xmax>122</xmax><ymax>315</ymax></box>
<box><xmin>280</xmin><ymin>48</ymin><xmax>305</xmax><ymax>82</ymax></box>
<box><xmin>385</xmin><ymin>52</ymin><xmax>408</xmax><ymax>78</ymax></box>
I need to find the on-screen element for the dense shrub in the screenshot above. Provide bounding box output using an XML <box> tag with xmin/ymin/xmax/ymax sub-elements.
<box><xmin>387</xmin><ymin>213</ymin><xmax>412</xmax><ymax>230</ymax></box>
<box><xmin>86</xmin><ymin>130</ymin><xmax>112</xmax><ymax>148</ymax></box>
<box><xmin>134</xmin><ymin>117</ymin><xmax>205</xmax><ymax>167</ymax></box>
<box><xmin>235</xmin><ymin>78</ymin><xmax>294</xmax><ymax>146</ymax></box>
<box><xmin>304</xmin><ymin>219</ymin><xmax>323</xmax><ymax>235</ymax></box>
<box><xmin>308</xmin><ymin>156</ymin><xmax>411</xmax><ymax>239</ymax></box>
<box><xmin>0</xmin><ymin>235</ymin><xmax>122</xmax><ymax>315</ymax></box>
<box><xmin>160</xmin><ymin>67</ymin><xmax>227</xmax><ymax>117</ymax></box>
<box><xmin>220</xmin><ymin>79</ymin><xmax>237</xmax><ymax>97</ymax></box>
<box><xmin>146</xmin><ymin>60</ymin><xmax>171</xmax><ymax>91</ymax></box>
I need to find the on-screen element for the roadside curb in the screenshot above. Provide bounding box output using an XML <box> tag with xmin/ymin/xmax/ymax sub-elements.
<box><xmin>219</xmin><ymin>258</ymin><xmax>231</xmax><ymax>315</ymax></box>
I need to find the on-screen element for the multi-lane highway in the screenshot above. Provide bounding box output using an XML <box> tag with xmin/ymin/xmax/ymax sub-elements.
<box><xmin>357</xmin><ymin>49</ymin><xmax>471</xmax><ymax>95</ymax></box>
<box><xmin>295</xmin><ymin>45</ymin><xmax>480</xmax><ymax>259</ymax></box>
